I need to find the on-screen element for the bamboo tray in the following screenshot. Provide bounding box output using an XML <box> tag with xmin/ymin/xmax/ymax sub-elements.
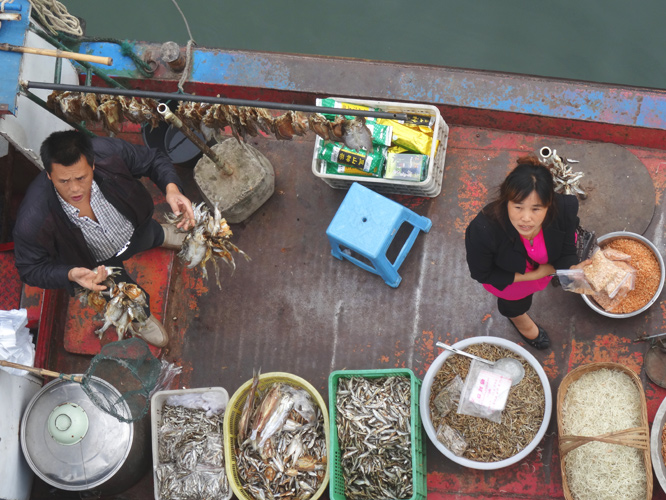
<box><xmin>556</xmin><ymin>362</ymin><xmax>652</xmax><ymax>500</ymax></box>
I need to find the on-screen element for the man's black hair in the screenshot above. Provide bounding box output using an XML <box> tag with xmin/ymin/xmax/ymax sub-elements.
<box><xmin>40</xmin><ymin>130</ymin><xmax>94</xmax><ymax>173</ymax></box>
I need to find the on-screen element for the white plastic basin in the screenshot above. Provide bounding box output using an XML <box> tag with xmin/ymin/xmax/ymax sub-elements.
<box><xmin>419</xmin><ymin>336</ymin><xmax>552</xmax><ymax>470</ymax></box>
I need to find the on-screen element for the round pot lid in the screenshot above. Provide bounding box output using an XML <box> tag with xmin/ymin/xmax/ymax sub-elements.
<box><xmin>20</xmin><ymin>376</ymin><xmax>134</xmax><ymax>491</ymax></box>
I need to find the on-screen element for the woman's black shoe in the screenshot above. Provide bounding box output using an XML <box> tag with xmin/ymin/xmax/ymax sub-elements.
<box><xmin>508</xmin><ymin>319</ymin><xmax>551</xmax><ymax>350</ymax></box>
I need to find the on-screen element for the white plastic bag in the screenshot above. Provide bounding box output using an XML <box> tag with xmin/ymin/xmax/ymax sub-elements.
<box><xmin>0</xmin><ymin>309</ymin><xmax>35</xmax><ymax>377</ymax></box>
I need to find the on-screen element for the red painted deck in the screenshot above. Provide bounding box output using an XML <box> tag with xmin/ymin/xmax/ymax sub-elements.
<box><xmin>12</xmin><ymin>120</ymin><xmax>664</xmax><ymax>499</ymax></box>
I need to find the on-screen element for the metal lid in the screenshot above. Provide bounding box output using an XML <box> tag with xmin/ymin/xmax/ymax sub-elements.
<box><xmin>20</xmin><ymin>376</ymin><xmax>133</xmax><ymax>491</ymax></box>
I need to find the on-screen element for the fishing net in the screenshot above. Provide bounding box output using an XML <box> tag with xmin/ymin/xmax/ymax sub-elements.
<box><xmin>81</xmin><ymin>338</ymin><xmax>163</xmax><ymax>423</ymax></box>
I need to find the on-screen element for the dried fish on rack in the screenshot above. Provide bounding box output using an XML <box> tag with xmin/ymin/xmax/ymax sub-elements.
<box><xmin>156</xmin><ymin>403</ymin><xmax>230</xmax><ymax>500</ymax></box>
<box><xmin>45</xmin><ymin>90</ymin><xmax>375</xmax><ymax>151</ymax></box>
<box><xmin>235</xmin><ymin>377</ymin><xmax>327</xmax><ymax>500</ymax></box>
<box><xmin>166</xmin><ymin>202</ymin><xmax>250</xmax><ymax>289</ymax></box>
<box><xmin>46</xmin><ymin>91</ymin><xmax>161</xmax><ymax>134</ymax></box>
<box><xmin>77</xmin><ymin>267</ymin><xmax>149</xmax><ymax>341</ymax></box>
<box><xmin>336</xmin><ymin>376</ymin><xmax>413</xmax><ymax>500</ymax></box>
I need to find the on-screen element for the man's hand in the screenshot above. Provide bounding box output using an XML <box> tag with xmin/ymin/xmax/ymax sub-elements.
<box><xmin>165</xmin><ymin>183</ymin><xmax>196</xmax><ymax>230</ymax></box>
<box><xmin>68</xmin><ymin>265</ymin><xmax>109</xmax><ymax>291</ymax></box>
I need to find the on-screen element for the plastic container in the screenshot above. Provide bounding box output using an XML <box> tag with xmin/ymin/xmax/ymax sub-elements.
<box><xmin>420</xmin><ymin>336</ymin><xmax>552</xmax><ymax>470</ymax></box>
<box><xmin>581</xmin><ymin>231</ymin><xmax>665</xmax><ymax>318</ymax></box>
<box><xmin>311</xmin><ymin>98</ymin><xmax>449</xmax><ymax>197</ymax></box>
<box><xmin>328</xmin><ymin>368</ymin><xmax>427</xmax><ymax>500</ymax></box>
<box><xmin>150</xmin><ymin>387</ymin><xmax>230</xmax><ymax>500</ymax></box>
<box><xmin>224</xmin><ymin>372</ymin><xmax>330</xmax><ymax>500</ymax></box>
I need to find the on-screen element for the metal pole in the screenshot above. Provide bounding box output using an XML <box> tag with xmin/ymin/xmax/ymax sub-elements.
<box><xmin>24</xmin><ymin>81</ymin><xmax>433</xmax><ymax>124</ymax></box>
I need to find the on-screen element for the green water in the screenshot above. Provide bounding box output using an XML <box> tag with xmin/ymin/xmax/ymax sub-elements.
<box><xmin>62</xmin><ymin>0</ymin><xmax>666</xmax><ymax>90</ymax></box>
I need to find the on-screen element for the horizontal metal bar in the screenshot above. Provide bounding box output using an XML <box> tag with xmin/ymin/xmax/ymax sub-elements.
<box><xmin>23</xmin><ymin>81</ymin><xmax>432</xmax><ymax>123</ymax></box>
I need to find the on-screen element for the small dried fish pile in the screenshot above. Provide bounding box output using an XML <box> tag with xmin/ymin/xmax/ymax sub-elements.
<box><xmin>235</xmin><ymin>379</ymin><xmax>327</xmax><ymax>500</ymax></box>
<box><xmin>166</xmin><ymin>203</ymin><xmax>250</xmax><ymax>289</ymax></box>
<box><xmin>156</xmin><ymin>404</ymin><xmax>230</xmax><ymax>500</ymax></box>
<box><xmin>336</xmin><ymin>376</ymin><xmax>413</xmax><ymax>500</ymax></box>
<box><xmin>77</xmin><ymin>267</ymin><xmax>149</xmax><ymax>341</ymax></box>
<box><xmin>429</xmin><ymin>343</ymin><xmax>545</xmax><ymax>462</ymax></box>
<box><xmin>46</xmin><ymin>91</ymin><xmax>161</xmax><ymax>134</ymax></box>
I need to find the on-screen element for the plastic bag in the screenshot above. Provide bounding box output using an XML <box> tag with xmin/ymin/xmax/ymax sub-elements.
<box><xmin>165</xmin><ymin>390</ymin><xmax>227</xmax><ymax>417</ymax></box>
<box><xmin>436</xmin><ymin>424</ymin><xmax>468</xmax><ymax>456</ymax></box>
<box><xmin>0</xmin><ymin>309</ymin><xmax>35</xmax><ymax>376</ymax></box>
<box><xmin>583</xmin><ymin>247</ymin><xmax>635</xmax><ymax>298</ymax></box>
<box><xmin>556</xmin><ymin>269</ymin><xmax>595</xmax><ymax>294</ymax></box>
<box><xmin>458</xmin><ymin>359</ymin><xmax>513</xmax><ymax>423</ymax></box>
<box><xmin>149</xmin><ymin>360</ymin><xmax>183</xmax><ymax>399</ymax></box>
<box><xmin>433</xmin><ymin>375</ymin><xmax>463</xmax><ymax>417</ymax></box>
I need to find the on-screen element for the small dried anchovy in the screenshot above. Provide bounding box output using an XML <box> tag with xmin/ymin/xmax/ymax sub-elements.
<box><xmin>157</xmin><ymin>404</ymin><xmax>229</xmax><ymax>500</ymax></box>
<box><xmin>336</xmin><ymin>376</ymin><xmax>413</xmax><ymax>500</ymax></box>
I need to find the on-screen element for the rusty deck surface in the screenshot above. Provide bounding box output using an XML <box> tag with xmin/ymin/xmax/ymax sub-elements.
<box><xmin>30</xmin><ymin>123</ymin><xmax>666</xmax><ymax>499</ymax></box>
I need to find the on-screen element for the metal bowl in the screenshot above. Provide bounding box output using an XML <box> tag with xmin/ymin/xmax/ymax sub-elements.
<box><xmin>419</xmin><ymin>336</ymin><xmax>552</xmax><ymax>470</ymax></box>
<box><xmin>651</xmin><ymin>396</ymin><xmax>666</xmax><ymax>494</ymax></box>
<box><xmin>581</xmin><ymin>231</ymin><xmax>665</xmax><ymax>318</ymax></box>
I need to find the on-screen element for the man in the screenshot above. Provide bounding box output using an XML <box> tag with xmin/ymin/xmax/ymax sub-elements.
<box><xmin>13</xmin><ymin>130</ymin><xmax>196</xmax><ymax>347</ymax></box>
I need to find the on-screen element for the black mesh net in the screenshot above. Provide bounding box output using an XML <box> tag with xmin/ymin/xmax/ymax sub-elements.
<box><xmin>81</xmin><ymin>338</ymin><xmax>162</xmax><ymax>423</ymax></box>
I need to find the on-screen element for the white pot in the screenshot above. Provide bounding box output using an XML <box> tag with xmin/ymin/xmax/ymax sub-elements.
<box><xmin>419</xmin><ymin>336</ymin><xmax>552</xmax><ymax>470</ymax></box>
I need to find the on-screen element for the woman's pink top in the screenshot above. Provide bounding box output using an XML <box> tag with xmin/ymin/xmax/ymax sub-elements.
<box><xmin>483</xmin><ymin>229</ymin><xmax>552</xmax><ymax>300</ymax></box>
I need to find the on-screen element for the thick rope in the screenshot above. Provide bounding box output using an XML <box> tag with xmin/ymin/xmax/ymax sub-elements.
<box><xmin>170</xmin><ymin>0</ymin><xmax>195</xmax><ymax>92</ymax></box>
<box><xmin>28</xmin><ymin>0</ymin><xmax>82</xmax><ymax>36</ymax></box>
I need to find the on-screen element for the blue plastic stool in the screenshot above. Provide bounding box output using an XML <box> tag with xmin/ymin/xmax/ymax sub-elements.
<box><xmin>326</xmin><ymin>182</ymin><xmax>432</xmax><ymax>287</ymax></box>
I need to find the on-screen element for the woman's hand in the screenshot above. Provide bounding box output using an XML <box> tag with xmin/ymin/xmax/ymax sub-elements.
<box><xmin>514</xmin><ymin>263</ymin><xmax>556</xmax><ymax>282</ymax></box>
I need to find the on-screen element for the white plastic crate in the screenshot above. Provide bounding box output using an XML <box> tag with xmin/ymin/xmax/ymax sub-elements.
<box><xmin>151</xmin><ymin>386</ymin><xmax>230</xmax><ymax>500</ymax></box>
<box><xmin>311</xmin><ymin>97</ymin><xmax>449</xmax><ymax>197</ymax></box>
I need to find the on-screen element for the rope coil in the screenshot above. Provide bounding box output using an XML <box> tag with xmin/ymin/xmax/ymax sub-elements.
<box><xmin>29</xmin><ymin>0</ymin><xmax>82</xmax><ymax>36</ymax></box>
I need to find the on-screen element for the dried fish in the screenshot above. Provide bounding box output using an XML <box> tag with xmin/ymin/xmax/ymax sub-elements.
<box><xmin>166</xmin><ymin>202</ymin><xmax>250</xmax><ymax>290</ymax></box>
<box><xmin>539</xmin><ymin>147</ymin><xmax>587</xmax><ymax>199</ymax></box>
<box><xmin>235</xmin><ymin>381</ymin><xmax>327</xmax><ymax>500</ymax></box>
<box><xmin>428</xmin><ymin>343</ymin><xmax>545</xmax><ymax>462</ymax></box>
<box><xmin>156</xmin><ymin>403</ymin><xmax>229</xmax><ymax>500</ymax></box>
<box><xmin>336</xmin><ymin>376</ymin><xmax>413</xmax><ymax>500</ymax></box>
<box><xmin>77</xmin><ymin>267</ymin><xmax>149</xmax><ymax>341</ymax></box>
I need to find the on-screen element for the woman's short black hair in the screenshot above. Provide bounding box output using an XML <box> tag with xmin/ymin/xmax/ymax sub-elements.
<box><xmin>484</xmin><ymin>155</ymin><xmax>556</xmax><ymax>227</ymax></box>
<box><xmin>40</xmin><ymin>130</ymin><xmax>94</xmax><ymax>173</ymax></box>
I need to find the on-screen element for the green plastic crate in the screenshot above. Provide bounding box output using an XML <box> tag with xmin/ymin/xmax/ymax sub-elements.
<box><xmin>328</xmin><ymin>368</ymin><xmax>427</xmax><ymax>500</ymax></box>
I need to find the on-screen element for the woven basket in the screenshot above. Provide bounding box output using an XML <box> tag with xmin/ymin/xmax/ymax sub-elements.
<box><xmin>556</xmin><ymin>362</ymin><xmax>652</xmax><ymax>500</ymax></box>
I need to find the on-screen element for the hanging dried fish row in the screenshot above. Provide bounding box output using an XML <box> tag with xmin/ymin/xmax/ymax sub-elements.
<box><xmin>235</xmin><ymin>377</ymin><xmax>327</xmax><ymax>500</ymax></box>
<box><xmin>336</xmin><ymin>376</ymin><xmax>413</xmax><ymax>500</ymax></box>
<box><xmin>46</xmin><ymin>91</ymin><xmax>161</xmax><ymax>134</ymax></box>
<box><xmin>166</xmin><ymin>202</ymin><xmax>250</xmax><ymax>290</ymax></box>
<box><xmin>45</xmin><ymin>90</ymin><xmax>373</xmax><ymax>150</ymax></box>
<box><xmin>77</xmin><ymin>266</ymin><xmax>149</xmax><ymax>341</ymax></box>
<box><xmin>156</xmin><ymin>403</ymin><xmax>230</xmax><ymax>500</ymax></box>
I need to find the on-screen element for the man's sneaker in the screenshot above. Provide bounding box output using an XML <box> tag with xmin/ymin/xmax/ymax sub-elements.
<box><xmin>161</xmin><ymin>224</ymin><xmax>186</xmax><ymax>250</ymax></box>
<box><xmin>135</xmin><ymin>316</ymin><xmax>169</xmax><ymax>347</ymax></box>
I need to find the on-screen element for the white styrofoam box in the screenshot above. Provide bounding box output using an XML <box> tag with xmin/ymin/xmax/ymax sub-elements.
<box><xmin>151</xmin><ymin>387</ymin><xmax>230</xmax><ymax>500</ymax></box>
<box><xmin>311</xmin><ymin>97</ymin><xmax>449</xmax><ymax>197</ymax></box>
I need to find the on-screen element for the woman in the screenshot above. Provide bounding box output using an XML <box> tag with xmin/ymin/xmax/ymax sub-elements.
<box><xmin>465</xmin><ymin>156</ymin><xmax>583</xmax><ymax>349</ymax></box>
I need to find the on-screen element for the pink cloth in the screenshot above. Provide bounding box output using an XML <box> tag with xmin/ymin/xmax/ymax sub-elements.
<box><xmin>483</xmin><ymin>229</ymin><xmax>552</xmax><ymax>300</ymax></box>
